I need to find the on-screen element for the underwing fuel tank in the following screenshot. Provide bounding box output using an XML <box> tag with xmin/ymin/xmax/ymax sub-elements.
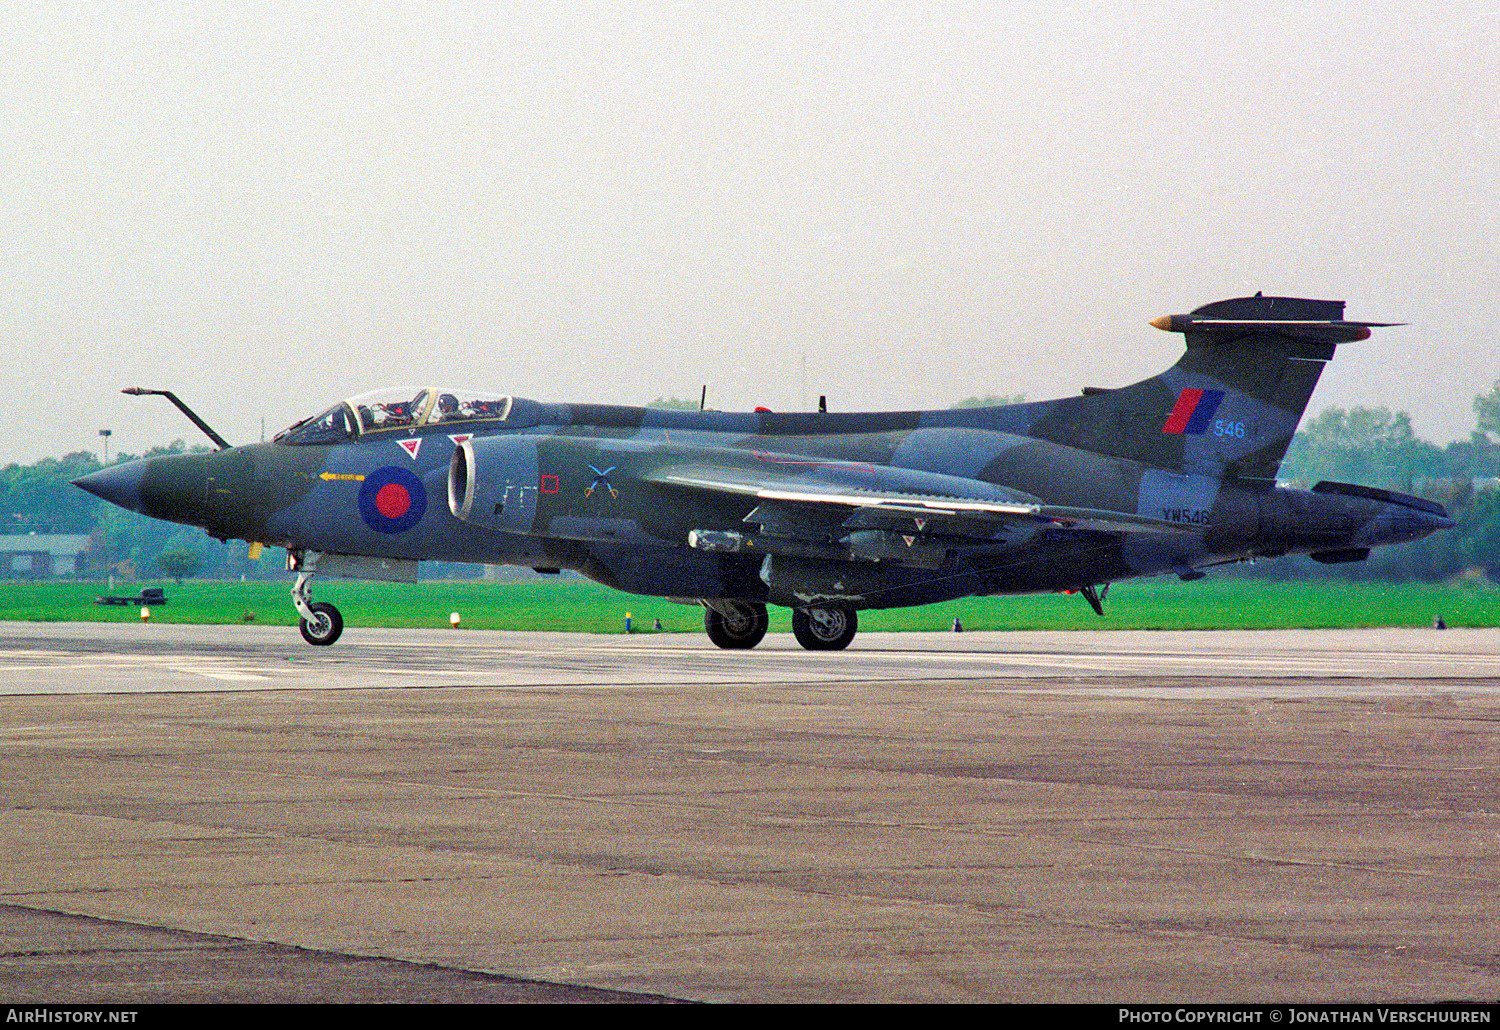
<box><xmin>687</xmin><ymin>527</ymin><xmax>950</xmax><ymax>569</ymax></box>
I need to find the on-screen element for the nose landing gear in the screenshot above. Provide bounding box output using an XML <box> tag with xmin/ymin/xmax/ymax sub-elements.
<box><xmin>290</xmin><ymin>563</ymin><xmax>343</xmax><ymax>646</ymax></box>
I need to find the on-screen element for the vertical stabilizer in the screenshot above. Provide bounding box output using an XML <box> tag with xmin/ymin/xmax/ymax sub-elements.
<box><xmin>1022</xmin><ymin>295</ymin><xmax>1397</xmax><ymax>488</ymax></box>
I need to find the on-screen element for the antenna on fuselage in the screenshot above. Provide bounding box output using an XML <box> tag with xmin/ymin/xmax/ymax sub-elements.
<box><xmin>700</xmin><ymin>385</ymin><xmax>707</xmax><ymax>411</ymax></box>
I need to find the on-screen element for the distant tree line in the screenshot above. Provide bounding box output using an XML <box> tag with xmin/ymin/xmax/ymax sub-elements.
<box><xmin>4</xmin><ymin>383</ymin><xmax>1499</xmax><ymax>582</ymax></box>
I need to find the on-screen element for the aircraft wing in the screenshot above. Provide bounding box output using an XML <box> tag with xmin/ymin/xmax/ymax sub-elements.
<box><xmin>648</xmin><ymin>469</ymin><xmax>1197</xmax><ymax>537</ymax></box>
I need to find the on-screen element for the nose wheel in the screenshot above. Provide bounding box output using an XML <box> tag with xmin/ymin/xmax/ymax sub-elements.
<box><xmin>291</xmin><ymin>570</ymin><xmax>344</xmax><ymax>646</ymax></box>
<box><xmin>792</xmin><ymin>606</ymin><xmax>857</xmax><ymax>651</ymax></box>
<box><xmin>298</xmin><ymin>601</ymin><xmax>344</xmax><ymax>646</ymax></box>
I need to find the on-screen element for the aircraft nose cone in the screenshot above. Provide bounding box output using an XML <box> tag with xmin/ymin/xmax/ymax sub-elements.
<box><xmin>72</xmin><ymin>461</ymin><xmax>147</xmax><ymax>514</ymax></box>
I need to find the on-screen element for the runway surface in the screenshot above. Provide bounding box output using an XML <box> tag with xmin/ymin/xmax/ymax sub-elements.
<box><xmin>2</xmin><ymin>622</ymin><xmax>1499</xmax><ymax>1002</ymax></box>
<box><xmin>6</xmin><ymin>620</ymin><xmax>1500</xmax><ymax>697</ymax></box>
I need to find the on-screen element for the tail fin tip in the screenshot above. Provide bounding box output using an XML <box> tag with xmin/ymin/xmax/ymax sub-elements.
<box><xmin>1149</xmin><ymin>295</ymin><xmax>1402</xmax><ymax>343</ymax></box>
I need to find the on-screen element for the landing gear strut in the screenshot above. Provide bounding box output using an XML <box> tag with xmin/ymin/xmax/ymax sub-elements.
<box><xmin>1080</xmin><ymin>583</ymin><xmax>1109</xmax><ymax>617</ymax></box>
<box><xmin>702</xmin><ymin>600</ymin><xmax>768</xmax><ymax>649</ymax></box>
<box><xmin>792</xmin><ymin>606</ymin><xmax>857</xmax><ymax>651</ymax></box>
<box><xmin>291</xmin><ymin>568</ymin><xmax>343</xmax><ymax>646</ymax></box>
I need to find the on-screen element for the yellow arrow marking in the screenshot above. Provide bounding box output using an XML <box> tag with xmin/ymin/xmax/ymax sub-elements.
<box><xmin>319</xmin><ymin>472</ymin><xmax>366</xmax><ymax>482</ymax></box>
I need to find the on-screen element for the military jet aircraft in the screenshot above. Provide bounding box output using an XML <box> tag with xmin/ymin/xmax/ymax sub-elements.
<box><xmin>74</xmin><ymin>294</ymin><xmax>1452</xmax><ymax>649</ymax></box>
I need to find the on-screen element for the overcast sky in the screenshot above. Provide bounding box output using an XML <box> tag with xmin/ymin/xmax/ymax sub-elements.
<box><xmin>3</xmin><ymin>2</ymin><xmax>1496</xmax><ymax>464</ymax></box>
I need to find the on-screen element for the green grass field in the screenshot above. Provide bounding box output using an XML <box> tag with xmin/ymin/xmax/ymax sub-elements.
<box><xmin>3</xmin><ymin>576</ymin><xmax>1496</xmax><ymax>633</ymax></box>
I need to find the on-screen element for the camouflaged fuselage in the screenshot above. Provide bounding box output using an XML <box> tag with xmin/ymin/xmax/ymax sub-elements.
<box><xmin>90</xmin><ymin>400</ymin><xmax>1444</xmax><ymax>611</ymax></box>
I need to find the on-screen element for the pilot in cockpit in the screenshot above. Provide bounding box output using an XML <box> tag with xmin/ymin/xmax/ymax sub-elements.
<box><xmin>433</xmin><ymin>393</ymin><xmax>460</xmax><ymax>422</ymax></box>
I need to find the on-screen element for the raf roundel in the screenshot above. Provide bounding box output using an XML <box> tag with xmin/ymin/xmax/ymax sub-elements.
<box><xmin>358</xmin><ymin>466</ymin><xmax>427</xmax><ymax>534</ymax></box>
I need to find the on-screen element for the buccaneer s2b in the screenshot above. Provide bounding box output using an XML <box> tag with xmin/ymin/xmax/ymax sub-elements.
<box><xmin>75</xmin><ymin>295</ymin><xmax>1451</xmax><ymax>649</ymax></box>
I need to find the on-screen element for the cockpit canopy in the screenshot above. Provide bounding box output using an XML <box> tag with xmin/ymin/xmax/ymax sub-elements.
<box><xmin>275</xmin><ymin>388</ymin><xmax>515</xmax><ymax>445</ymax></box>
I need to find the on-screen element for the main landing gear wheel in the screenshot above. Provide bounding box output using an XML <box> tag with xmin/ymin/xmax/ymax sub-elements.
<box><xmin>792</xmin><ymin>606</ymin><xmax>857</xmax><ymax>651</ymax></box>
<box><xmin>703</xmin><ymin>601</ymin><xmax>769</xmax><ymax>650</ymax></box>
<box><xmin>298</xmin><ymin>601</ymin><xmax>343</xmax><ymax>646</ymax></box>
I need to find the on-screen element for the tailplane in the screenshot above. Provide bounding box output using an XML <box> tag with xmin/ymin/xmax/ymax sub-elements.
<box><xmin>1022</xmin><ymin>295</ymin><xmax>1399</xmax><ymax>487</ymax></box>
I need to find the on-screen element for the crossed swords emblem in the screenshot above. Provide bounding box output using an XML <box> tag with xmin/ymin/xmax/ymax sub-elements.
<box><xmin>584</xmin><ymin>464</ymin><xmax>618</xmax><ymax>499</ymax></box>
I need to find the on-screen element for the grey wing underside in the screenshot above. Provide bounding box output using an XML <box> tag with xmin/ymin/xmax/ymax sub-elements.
<box><xmin>648</xmin><ymin>470</ymin><xmax>1198</xmax><ymax>538</ymax></box>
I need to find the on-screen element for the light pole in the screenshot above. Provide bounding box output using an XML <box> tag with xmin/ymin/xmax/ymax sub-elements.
<box><xmin>98</xmin><ymin>429</ymin><xmax>112</xmax><ymax>464</ymax></box>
